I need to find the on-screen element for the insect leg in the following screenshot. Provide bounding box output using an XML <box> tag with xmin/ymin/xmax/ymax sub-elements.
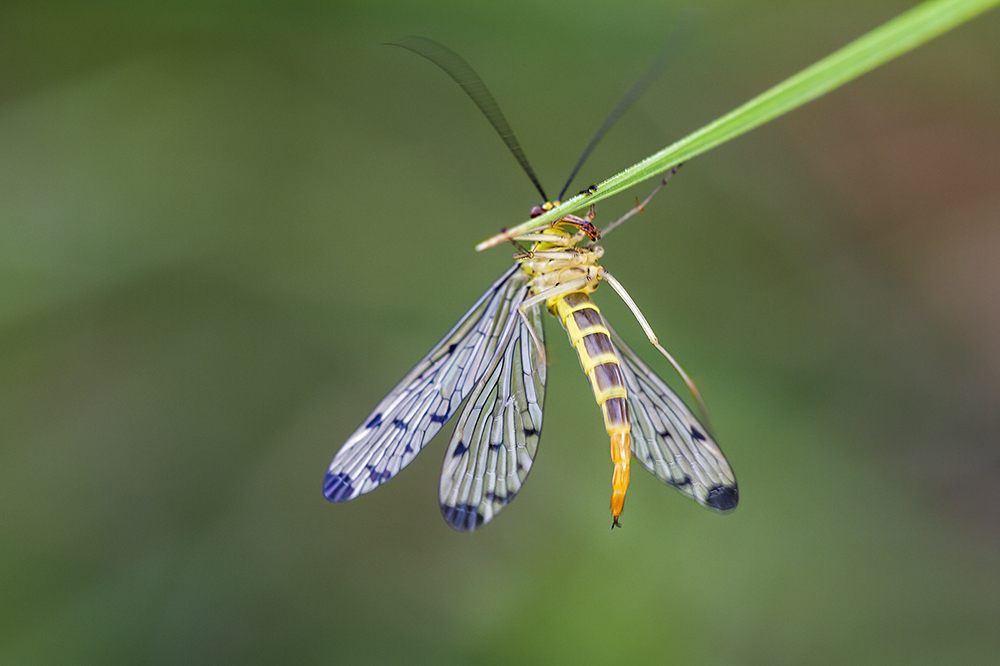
<box><xmin>556</xmin><ymin>212</ymin><xmax>601</xmax><ymax>241</ymax></box>
<box><xmin>518</xmin><ymin>304</ymin><xmax>547</xmax><ymax>366</ymax></box>
<box><xmin>598</xmin><ymin>163</ymin><xmax>683</xmax><ymax>239</ymax></box>
<box><xmin>519</xmin><ymin>275</ymin><xmax>595</xmax><ymax>312</ymax></box>
<box><xmin>599</xmin><ymin>268</ymin><xmax>710</xmax><ymax>425</ymax></box>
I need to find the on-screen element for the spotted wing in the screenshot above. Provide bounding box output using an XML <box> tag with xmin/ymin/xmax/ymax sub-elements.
<box><xmin>438</xmin><ymin>298</ymin><xmax>546</xmax><ymax>531</ymax></box>
<box><xmin>324</xmin><ymin>264</ymin><xmax>528</xmax><ymax>503</ymax></box>
<box><xmin>608</xmin><ymin>325</ymin><xmax>738</xmax><ymax>512</ymax></box>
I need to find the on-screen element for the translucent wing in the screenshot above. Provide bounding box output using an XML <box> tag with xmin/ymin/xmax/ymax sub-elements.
<box><xmin>324</xmin><ymin>264</ymin><xmax>528</xmax><ymax>503</ymax></box>
<box><xmin>439</xmin><ymin>299</ymin><xmax>546</xmax><ymax>531</ymax></box>
<box><xmin>607</xmin><ymin>324</ymin><xmax>739</xmax><ymax>512</ymax></box>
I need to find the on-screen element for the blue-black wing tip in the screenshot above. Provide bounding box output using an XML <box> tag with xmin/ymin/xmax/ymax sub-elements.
<box><xmin>324</xmin><ymin>472</ymin><xmax>356</xmax><ymax>503</ymax></box>
<box><xmin>441</xmin><ymin>504</ymin><xmax>485</xmax><ymax>531</ymax></box>
<box><xmin>705</xmin><ymin>483</ymin><xmax>739</xmax><ymax>512</ymax></box>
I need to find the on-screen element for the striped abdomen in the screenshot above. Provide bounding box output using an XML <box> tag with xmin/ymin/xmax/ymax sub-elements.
<box><xmin>552</xmin><ymin>291</ymin><xmax>632</xmax><ymax>526</ymax></box>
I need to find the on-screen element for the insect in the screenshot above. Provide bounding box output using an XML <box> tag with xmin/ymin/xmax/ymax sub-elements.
<box><xmin>324</xmin><ymin>37</ymin><xmax>737</xmax><ymax>530</ymax></box>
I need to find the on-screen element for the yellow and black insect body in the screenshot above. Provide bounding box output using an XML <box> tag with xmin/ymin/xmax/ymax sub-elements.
<box><xmin>324</xmin><ymin>37</ymin><xmax>737</xmax><ymax>531</ymax></box>
<box><xmin>514</xmin><ymin>222</ymin><xmax>633</xmax><ymax>526</ymax></box>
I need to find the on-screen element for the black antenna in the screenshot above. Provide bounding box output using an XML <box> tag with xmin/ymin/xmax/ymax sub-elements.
<box><xmin>556</xmin><ymin>23</ymin><xmax>689</xmax><ymax>202</ymax></box>
<box><xmin>388</xmin><ymin>36</ymin><xmax>549</xmax><ymax>203</ymax></box>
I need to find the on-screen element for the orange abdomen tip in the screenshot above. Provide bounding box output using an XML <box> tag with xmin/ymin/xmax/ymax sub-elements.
<box><xmin>610</xmin><ymin>430</ymin><xmax>631</xmax><ymax>528</ymax></box>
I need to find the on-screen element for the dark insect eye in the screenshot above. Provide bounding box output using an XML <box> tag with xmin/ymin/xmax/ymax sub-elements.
<box><xmin>530</xmin><ymin>205</ymin><xmax>545</xmax><ymax>218</ymax></box>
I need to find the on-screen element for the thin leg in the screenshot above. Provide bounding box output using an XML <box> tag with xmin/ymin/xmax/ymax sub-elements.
<box><xmin>600</xmin><ymin>268</ymin><xmax>711</xmax><ymax>425</ymax></box>
<box><xmin>519</xmin><ymin>275</ymin><xmax>595</xmax><ymax>311</ymax></box>
<box><xmin>506</xmin><ymin>234</ymin><xmax>532</xmax><ymax>257</ymax></box>
<box><xmin>555</xmin><ymin>211</ymin><xmax>601</xmax><ymax>242</ymax></box>
<box><xmin>599</xmin><ymin>163</ymin><xmax>683</xmax><ymax>239</ymax></box>
<box><xmin>517</xmin><ymin>305</ymin><xmax>547</xmax><ymax>367</ymax></box>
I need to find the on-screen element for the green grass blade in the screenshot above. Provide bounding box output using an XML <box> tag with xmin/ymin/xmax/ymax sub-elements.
<box><xmin>478</xmin><ymin>0</ymin><xmax>999</xmax><ymax>251</ymax></box>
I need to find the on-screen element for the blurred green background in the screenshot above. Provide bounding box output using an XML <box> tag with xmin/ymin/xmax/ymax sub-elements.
<box><xmin>2</xmin><ymin>1</ymin><xmax>999</xmax><ymax>664</ymax></box>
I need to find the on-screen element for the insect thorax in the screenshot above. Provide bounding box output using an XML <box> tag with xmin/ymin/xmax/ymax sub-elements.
<box><xmin>515</xmin><ymin>224</ymin><xmax>605</xmax><ymax>311</ymax></box>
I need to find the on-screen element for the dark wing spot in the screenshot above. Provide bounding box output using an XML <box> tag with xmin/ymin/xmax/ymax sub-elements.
<box><xmin>705</xmin><ymin>484</ymin><xmax>739</xmax><ymax>511</ymax></box>
<box><xmin>690</xmin><ymin>427</ymin><xmax>706</xmax><ymax>441</ymax></box>
<box><xmin>392</xmin><ymin>418</ymin><xmax>408</xmax><ymax>429</ymax></box>
<box><xmin>488</xmin><ymin>440</ymin><xmax>502</xmax><ymax>451</ymax></box>
<box><xmin>323</xmin><ymin>472</ymin><xmax>356</xmax><ymax>502</ymax></box>
<box><xmin>441</xmin><ymin>503</ymin><xmax>485</xmax><ymax>532</ymax></box>
<box><xmin>523</xmin><ymin>427</ymin><xmax>538</xmax><ymax>438</ymax></box>
<box><xmin>671</xmin><ymin>474</ymin><xmax>692</xmax><ymax>488</ymax></box>
<box><xmin>485</xmin><ymin>490</ymin><xmax>514</xmax><ymax>507</ymax></box>
<box><xmin>452</xmin><ymin>442</ymin><xmax>468</xmax><ymax>457</ymax></box>
<box><xmin>446</xmin><ymin>343</ymin><xmax>458</xmax><ymax>354</ymax></box>
<box><xmin>430</xmin><ymin>412</ymin><xmax>448</xmax><ymax>423</ymax></box>
<box><xmin>403</xmin><ymin>444</ymin><xmax>413</xmax><ymax>454</ymax></box>
<box><xmin>366</xmin><ymin>465</ymin><xmax>393</xmax><ymax>483</ymax></box>
<box><xmin>366</xmin><ymin>413</ymin><xmax>383</xmax><ymax>429</ymax></box>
